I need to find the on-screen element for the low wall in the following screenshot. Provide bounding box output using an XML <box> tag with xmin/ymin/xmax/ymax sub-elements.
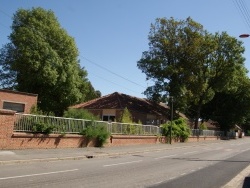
<box><xmin>0</xmin><ymin>110</ymin><xmax>221</xmax><ymax>149</ymax></box>
<box><xmin>4</xmin><ymin>134</ymin><xmax>221</xmax><ymax>149</ymax></box>
<box><xmin>9</xmin><ymin>133</ymin><xmax>92</xmax><ymax>149</ymax></box>
<box><xmin>107</xmin><ymin>135</ymin><xmax>159</xmax><ymax>146</ymax></box>
<box><xmin>188</xmin><ymin>136</ymin><xmax>221</xmax><ymax>142</ymax></box>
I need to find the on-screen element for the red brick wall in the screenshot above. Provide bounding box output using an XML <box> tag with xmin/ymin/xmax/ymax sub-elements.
<box><xmin>188</xmin><ymin>136</ymin><xmax>220</xmax><ymax>142</ymax></box>
<box><xmin>0</xmin><ymin>111</ymin><xmax>220</xmax><ymax>149</ymax></box>
<box><xmin>10</xmin><ymin>133</ymin><xmax>91</xmax><ymax>149</ymax></box>
<box><xmin>0</xmin><ymin>109</ymin><xmax>15</xmax><ymax>149</ymax></box>
<box><xmin>107</xmin><ymin>135</ymin><xmax>159</xmax><ymax>146</ymax></box>
<box><xmin>0</xmin><ymin>89</ymin><xmax>38</xmax><ymax>114</ymax></box>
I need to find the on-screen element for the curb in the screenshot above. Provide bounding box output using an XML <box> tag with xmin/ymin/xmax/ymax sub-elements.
<box><xmin>221</xmin><ymin>164</ymin><xmax>250</xmax><ymax>188</ymax></box>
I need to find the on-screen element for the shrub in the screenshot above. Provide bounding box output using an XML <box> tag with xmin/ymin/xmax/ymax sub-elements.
<box><xmin>120</xmin><ymin>107</ymin><xmax>133</xmax><ymax>123</ymax></box>
<box><xmin>30</xmin><ymin>105</ymin><xmax>55</xmax><ymax>116</ymax></box>
<box><xmin>80</xmin><ymin>125</ymin><xmax>110</xmax><ymax>147</ymax></box>
<box><xmin>32</xmin><ymin>122</ymin><xmax>55</xmax><ymax>134</ymax></box>
<box><xmin>199</xmin><ymin>122</ymin><xmax>208</xmax><ymax>130</ymax></box>
<box><xmin>161</xmin><ymin>118</ymin><xmax>190</xmax><ymax>142</ymax></box>
<box><xmin>63</xmin><ymin>108</ymin><xmax>99</xmax><ymax>120</ymax></box>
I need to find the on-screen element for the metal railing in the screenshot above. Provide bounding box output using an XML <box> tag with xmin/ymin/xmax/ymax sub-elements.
<box><xmin>107</xmin><ymin>122</ymin><xmax>160</xmax><ymax>135</ymax></box>
<box><xmin>14</xmin><ymin>113</ymin><xmax>160</xmax><ymax>135</ymax></box>
<box><xmin>191</xmin><ymin>129</ymin><xmax>223</xmax><ymax>136</ymax></box>
<box><xmin>15</xmin><ymin>114</ymin><xmax>229</xmax><ymax>137</ymax></box>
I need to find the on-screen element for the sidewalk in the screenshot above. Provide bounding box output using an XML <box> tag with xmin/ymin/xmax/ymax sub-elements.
<box><xmin>0</xmin><ymin>141</ymin><xmax>212</xmax><ymax>164</ymax></box>
<box><xmin>0</xmin><ymin>140</ymin><xmax>249</xmax><ymax>188</ymax></box>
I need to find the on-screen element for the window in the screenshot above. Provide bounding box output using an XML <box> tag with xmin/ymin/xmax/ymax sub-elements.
<box><xmin>3</xmin><ymin>101</ymin><xmax>25</xmax><ymax>113</ymax></box>
<box><xmin>102</xmin><ymin>115</ymin><xmax>115</xmax><ymax>122</ymax></box>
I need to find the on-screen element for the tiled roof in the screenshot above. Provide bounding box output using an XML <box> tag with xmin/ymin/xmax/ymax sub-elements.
<box><xmin>71</xmin><ymin>92</ymin><xmax>169</xmax><ymax>116</ymax></box>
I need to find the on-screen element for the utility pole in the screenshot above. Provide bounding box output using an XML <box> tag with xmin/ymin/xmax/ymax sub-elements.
<box><xmin>170</xmin><ymin>96</ymin><xmax>173</xmax><ymax>144</ymax></box>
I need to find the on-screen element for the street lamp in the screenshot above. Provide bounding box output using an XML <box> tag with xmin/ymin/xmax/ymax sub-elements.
<box><xmin>169</xmin><ymin>96</ymin><xmax>174</xmax><ymax>144</ymax></box>
<box><xmin>239</xmin><ymin>34</ymin><xmax>250</xmax><ymax>38</ymax></box>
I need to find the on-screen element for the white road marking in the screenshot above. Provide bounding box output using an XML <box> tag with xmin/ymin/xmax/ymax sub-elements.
<box><xmin>184</xmin><ymin>151</ymin><xmax>198</xmax><ymax>155</ymax></box>
<box><xmin>154</xmin><ymin>154</ymin><xmax>177</xmax><ymax>160</ymax></box>
<box><xmin>0</xmin><ymin>169</ymin><xmax>78</xmax><ymax>180</ymax></box>
<box><xmin>241</xmin><ymin>149</ymin><xmax>249</xmax><ymax>152</ymax></box>
<box><xmin>0</xmin><ymin>151</ymin><xmax>15</xmax><ymax>155</ymax></box>
<box><xmin>103</xmin><ymin>160</ymin><xmax>142</xmax><ymax>167</ymax></box>
<box><xmin>169</xmin><ymin>177</ymin><xmax>176</xmax><ymax>180</ymax></box>
<box><xmin>154</xmin><ymin>181</ymin><xmax>163</xmax><ymax>185</ymax></box>
<box><xmin>224</xmin><ymin>149</ymin><xmax>233</xmax><ymax>152</ymax></box>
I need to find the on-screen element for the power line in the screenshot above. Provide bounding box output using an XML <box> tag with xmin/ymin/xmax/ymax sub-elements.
<box><xmin>82</xmin><ymin>56</ymin><xmax>146</xmax><ymax>89</ymax></box>
<box><xmin>233</xmin><ymin>0</ymin><xmax>250</xmax><ymax>32</ymax></box>
<box><xmin>0</xmin><ymin>9</ymin><xmax>12</xmax><ymax>18</ymax></box>
<box><xmin>88</xmin><ymin>70</ymin><xmax>142</xmax><ymax>94</ymax></box>
<box><xmin>240</xmin><ymin>0</ymin><xmax>250</xmax><ymax>25</ymax></box>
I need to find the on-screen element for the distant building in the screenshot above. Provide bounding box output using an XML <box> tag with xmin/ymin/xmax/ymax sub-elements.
<box><xmin>0</xmin><ymin>89</ymin><xmax>38</xmax><ymax>113</ymax></box>
<box><xmin>71</xmin><ymin>92</ymin><xmax>170</xmax><ymax>125</ymax></box>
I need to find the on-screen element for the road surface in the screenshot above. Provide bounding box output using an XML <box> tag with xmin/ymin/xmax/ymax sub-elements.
<box><xmin>0</xmin><ymin>138</ymin><xmax>250</xmax><ymax>188</ymax></box>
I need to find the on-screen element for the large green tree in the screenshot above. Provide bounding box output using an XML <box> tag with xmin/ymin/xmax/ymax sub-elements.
<box><xmin>201</xmin><ymin>77</ymin><xmax>250</xmax><ymax>131</ymax></box>
<box><xmin>84</xmin><ymin>81</ymin><xmax>101</xmax><ymax>101</ymax></box>
<box><xmin>0</xmin><ymin>7</ymin><xmax>92</xmax><ymax>116</ymax></box>
<box><xmin>137</xmin><ymin>17</ymin><xmax>247</xmax><ymax>129</ymax></box>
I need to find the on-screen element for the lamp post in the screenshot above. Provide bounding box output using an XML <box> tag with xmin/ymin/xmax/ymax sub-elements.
<box><xmin>169</xmin><ymin>96</ymin><xmax>173</xmax><ymax>144</ymax></box>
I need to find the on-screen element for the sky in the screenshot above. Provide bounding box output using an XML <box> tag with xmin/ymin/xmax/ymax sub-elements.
<box><xmin>1</xmin><ymin>0</ymin><xmax>250</xmax><ymax>98</ymax></box>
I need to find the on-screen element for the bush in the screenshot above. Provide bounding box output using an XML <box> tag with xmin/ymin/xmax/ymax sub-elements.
<box><xmin>199</xmin><ymin>122</ymin><xmax>208</xmax><ymax>130</ymax></box>
<box><xmin>32</xmin><ymin>122</ymin><xmax>55</xmax><ymax>134</ymax></box>
<box><xmin>30</xmin><ymin>105</ymin><xmax>55</xmax><ymax>116</ymax></box>
<box><xmin>63</xmin><ymin>108</ymin><xmax>99</xmax><ymax>120</ymax></box>
<box><xmin>80</xmin><ymin>125</ymin><xmax>110</xmax><ymax>147</ymax></box>
<box><xmin>161</xmin><ymin>118</ymin><xmax>190</xmax><ymax>142</ymax></box>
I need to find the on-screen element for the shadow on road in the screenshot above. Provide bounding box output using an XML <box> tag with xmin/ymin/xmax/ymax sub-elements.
<box><xmin>243</xmin><ymin>177</ymin><xmax>250</xmax><ymax>188</ymax></box>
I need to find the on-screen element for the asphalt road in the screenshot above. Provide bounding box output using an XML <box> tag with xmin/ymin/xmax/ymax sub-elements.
<box><xmin>0</xmin><ymin>139</ymin><xmax>250</xmax><ymax>188</ymax></box>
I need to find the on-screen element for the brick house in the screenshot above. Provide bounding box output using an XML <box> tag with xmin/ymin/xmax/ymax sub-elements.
<box><xmin>0</xmin><ymin>89</ymin><xmax>38</xmax><ymax>113</ymax></box>
<box><xmin>71</xmin><ymin>92</ymin><xmax>170</xmax><ymax>125</ymax></box>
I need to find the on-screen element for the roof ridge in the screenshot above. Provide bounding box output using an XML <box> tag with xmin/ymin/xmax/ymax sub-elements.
<box><xmin>71</xmin><ymin>92</ymin><xmax>115</xmax><ymax>108</ymax></box>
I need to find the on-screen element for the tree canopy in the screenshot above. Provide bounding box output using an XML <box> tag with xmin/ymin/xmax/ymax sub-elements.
<box><xmin>137</xmin><ymin>17</ymin><xmax>248</xmax><ymax>129</ymax></box>
<box><xmin>201</xmin><ymin>77</ymin><xmax>250</xmax><ymax>131</ymax></box>
<box><xmin>0</xmin><ymin>7</ymin><xmax>98</xmax><ymax>116</ymax></box>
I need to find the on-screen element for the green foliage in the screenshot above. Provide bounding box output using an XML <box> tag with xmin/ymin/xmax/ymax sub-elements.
<box><xmin>199</xmin><ymin>123</ymin><xmax>208</xmax><ymax>130</ymax></box>
<box><xmin>201</xmin><ymin>78</ymin><xmax>250</xmax><ymax>131</ymax></box>
<box><xmin>126</xmin><ymin>124</ymin><xmax>137</xmax><ymax>135</ymax></box>
<box><xmin>0</xmin><ymin>7</ymin><xmax>95</xmax><ymax>116</ymax></box>
<box><xmin>32</xmin><ymin>122</ymin><xmax>55</xmax><ymax>134</ymax></box>
<box><xmin>137</xmin><ymin>17</ymin><xmax>247</xmax><ymax>129</ymax></box>
<box><xmin>161</xmin><ymin>118</ymin><xmax>190</xmax><ymax>142</ymax></box>
<box><xmin>30</xmin><ymin>105</ymin><xmax>55</xmax><ymax>116</ymax></box>
<box><xmin>246</xmin><ymin>130</ymin><xmax>250</xmax><ymax>136</ymax></box>
<box><xmin>84</xmin><ymin>82</ymin><xmax>102</xmax><ymax>101</ymax></box>
<box><xmin>80</xmin><ymin>125</ymin><xmax>110</xmax><ymax>147</ymax></box>
<box><xmin>120</xmin><ymin>107</ymin><xmax>133</xmax><ymax>123</ymax></box>
<box><xmin>63</xmin><ymin>108</ymin><xmax>99</xmax><ymax>120</ymax></box>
